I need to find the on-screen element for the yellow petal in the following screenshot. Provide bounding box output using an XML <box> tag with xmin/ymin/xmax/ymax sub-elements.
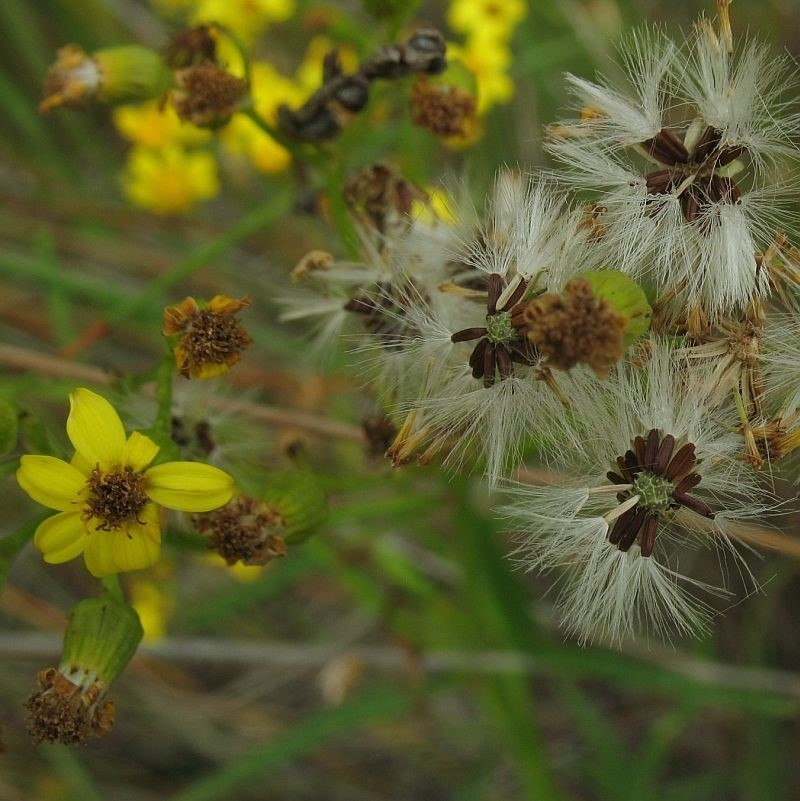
<box><xmin>17</xmin><ymin>455</ymin><xmax>86</xmax><ymax>511</ymax></box>
<box><xmin>71</xmin><ymin>450</ymin><xmax>93</xmax><ymax>475</ymax></box>
<box><xmin>163</xmin><ymin>296</ymin><xmax>198</xmax><ymax>335</ymax></box>
<box><xmin>207</xmin><ymin>295</ymin><xmax>250</xmax><ymax>315</ymax></box>
<box><xmin>123</xmin><ymin>431</ymin><xmax>160</xmax><ymax>472</ymax></box>
<box><xmin>67</xmin><ymin>388</ymin><xmax>126</xmax><ymax>467</ymax></box>
<box><xmin>189</xmin><ymin>361</ymin><xmax>231</xmax><ymax>380</ymax></box>
<box><xmin>33</xmin><ymin>512</ymin><xmax>87</xmax><ymax>563</ymax></box>
<box><xmin>145</xmin><ymin>461</ymin><xmax>234</xmax><ymax>511</ymax></box>
<box><xmin>83</xmin><ymin>504</ymin><xmax>162</xmax><ymax>577</ymax></box>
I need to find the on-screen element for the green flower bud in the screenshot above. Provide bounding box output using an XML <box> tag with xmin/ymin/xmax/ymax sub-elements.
<box><xmin>41</xmin><ymin>44</ymin><xmax>170</xmax><ymax>113</ymax></box>
<box><xmin>25</xmin><ymin>593</ymin><xmax>143</xmax><ymax>744</ymax></box>
<box><xmin>61</xmin><ymin>593</ymin><xmax>144</xmax><ymax>685</ymax></box>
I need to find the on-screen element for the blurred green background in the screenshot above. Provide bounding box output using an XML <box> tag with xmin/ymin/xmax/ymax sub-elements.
<box><xmin>1</xmin><ymin>1</ymin><xmax>799</xmax><ymax>799</ymax></box>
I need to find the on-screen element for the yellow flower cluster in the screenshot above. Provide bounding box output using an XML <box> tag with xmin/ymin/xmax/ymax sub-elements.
<box><xmin>446</xmin><ymin>0</ymin><xmax>526</xmax><ymax>113</ymax></box>
<box><xmin>152</xmin><ymin>0</ymin><xmax>294</xmax><ymax>43</ymax></box>
<box><xmin>113</xmin><ymin>35</ymin><xmax>345</xmax><ymax>214</ymax></box>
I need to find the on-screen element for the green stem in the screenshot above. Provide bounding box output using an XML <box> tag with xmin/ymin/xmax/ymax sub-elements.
<box><xmin>153</xmin><ymin>349</ymin><xmax>175</xmax><ymax>443</ymax></box>
<box><xmin>100</xmin><ymin>574</ymin><xmax>125</xmax><ymax>603</ymax></box>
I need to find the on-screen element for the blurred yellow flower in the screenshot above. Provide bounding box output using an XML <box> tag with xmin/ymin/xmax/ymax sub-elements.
<box><xmin>219</xmin><ymin>61</ymin><xmax>303</xmax><ymax>173</ymax></box>
<box><xmin>16</xmin><ymin>388</ymin><xmax>235</xmax><ymax>577</ymax></box>
<box><xmin>113</xmin><ymin>100</ymin><xmax>211</xmax><ymax>149</ymax></box>
<box><xmin>121</xmin><ymin>144</ymin><xmax>219</xmax><ymax>214</ymax></box>
<box><xmin>191</xmin><ymin>0</ymin><xmax>294</xmax><ymax>41</ymax></box>
<box><xmin>447</xmin><ymin>37</ymin><xmax>514</xmax><ymax>113</ymax></box>
<box><xmin>448</xmin><ymin>0</ymin><xmax>526</xmax><ymax>36</ymax></box>
<box><xmin>129</xmin><ymin>575</ymin><xmax>174</xmax><ymax>641</ymax></box>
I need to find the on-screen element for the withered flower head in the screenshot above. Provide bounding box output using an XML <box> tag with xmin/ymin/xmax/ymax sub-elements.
<box><xmin>194</xmin><ymin>472</ymin><xmax>327</xmax><ymax>565</ymax></box>
<box><xmin>171</xmin><ymin>64</ymin><xmax>247</xmax><ymax>128</ymax></box>
<box><xmin>521</xmin><ymin>272</ymin><xmax>651</xmax><ymax>377</ymax></box>
<box><xmin>522</xmin><ymin>278</ymin><xmax>626</xmax><ymax>377</ymax></box>
<box><xmin>40</xmin><ymin>44</ymin><xmax>169</xmax><ymax>113</ymax></box>
<box><xmin>410</xmin><ymin>78</ymin><xmax>477</xmax><ymax>139</ymax></box>
<box><xmin>342</xmin><ymin>163</ymin><xmax>428</xmax><ymax>237</ymax></box>
<box><xmin>194</xmin><ymin>495</ymin><xmax>288</xmax><ymax>566</ymax></box>
<box><xmin>164</xmin><ymin>25</ymin><xmax>218</xmax><ymax>69</ymax></box>
<box><xmin>163</xmin><ymin>295</ymin><xmax>252</xmax><ymax>379</ymax></box>
<box><xmin>26</xmin><ymin>668</ymin><xmax>116</xmax><ymax>745</ymax></box>
<box><xmin>25</xmin><ymin>594</ymin><xmax>142</xmax><ymax>745</ymax></box>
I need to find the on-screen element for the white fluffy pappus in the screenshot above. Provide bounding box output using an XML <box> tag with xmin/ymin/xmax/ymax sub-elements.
<box><xmin>546</xmin><ymin>13</ymin><xmax>800</xmax><ymax>319</ymax></box>
<box><xmin>499</xmin><ymin>340</ymin><xmax>777</xmax><ymax>644</ymax></box>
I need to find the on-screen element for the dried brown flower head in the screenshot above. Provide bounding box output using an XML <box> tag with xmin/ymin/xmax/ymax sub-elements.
<box><xmin>410</xmin><ymin>78</ymin><xmax>476</xmax><ymax>139</ymax></box>
<box><xmin>194</xmin><ymin>495</ymin><xmax>287</xmax><ymax>566</ymax></box>
<box><xmin>521</xmin><ymin>277</ymin><xmax>627</xmax><ymax>377</ymax></box>
<box><xmin>25</xmin><ymin>668</ymin><xmax>115</xmax><ymax>745</ymax></box>
<box><xmin>163</xmin><ymin>295</ymin><xmax>252</xmax><ymax>379</ymax></box>
<box><xmin>172</xmin><ymin>64</ymin><xmax>247</xmax><ymax>127</ymax></box>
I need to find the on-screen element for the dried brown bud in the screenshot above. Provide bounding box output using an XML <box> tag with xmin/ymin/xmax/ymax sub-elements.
<box><xmin>343</xmin><ymin>163</ymin><xmax>428</xmax><ymax>235</ymax></box>
<box><xmin>164</xmin><ymin>25</ymin><xmax>218</xmax><ymax>69</ymax></box>
<box><xmin>410</xmin><ymin>78</ymin><xmax>476</xmax><ymax>138</ymax></box>
<box><xmin>361</xmin><ymin>28</ymin><xmax>447</xmax><ymax>80</ymax></box>
<box><xmin>172</xmin><ymin>64</ymin><xmax>247</xmax><ymax>128</ymax></box>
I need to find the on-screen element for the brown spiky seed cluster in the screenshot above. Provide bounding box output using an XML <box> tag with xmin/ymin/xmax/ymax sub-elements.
<box><xmin>521</xmin><ymin>277</ymin><xmax>627</xmax><ymax>377</ymax></box>
<box><xmin>194</xmin><ymin>496</ymin><xmax>288</xmax><ymax>566</ymax></box>
<box><xmin>25</xmin><ymin>668</ymin><xmax>115</xmax><ymax>745</ymax></box>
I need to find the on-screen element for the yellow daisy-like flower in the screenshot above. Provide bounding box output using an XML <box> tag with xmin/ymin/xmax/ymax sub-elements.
<box><xmin>447</xmin><ymin>37</ymin><xmax>514</xmax><ymax>114</ymax></box>
<box><xmin>113</xmin><ymin>101</ymin><xmax>211</xmax><ymax>149</ymax></box>
<box><xmin>448</xmin><ymin>0</ymin><xmax>526</xmax><ymax>37</ymax></box>
<box><xmin>121</xmin><ymin>144</ymin><xmax>219</xmax><ymax>214</ymax></box>
<box><xmin>16</xmin><ymin>389</ymin><xmax>235</xmax><ymax>577</ymax></box>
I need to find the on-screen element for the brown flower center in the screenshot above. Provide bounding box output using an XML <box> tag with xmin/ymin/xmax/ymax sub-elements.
<box><xmin>83</xmin><ymin>465</ymin><xmax>149</xmax><ymax>531</ymax></box>
<box><xmin>450</xmin><ymin>273</ymin><xmax>539</xmax><ymax>388</ymax></box>
<box><xmin>193</xmin><ymin>496</ymin><xmax>287</xmax><ymax>566</ymax></box>
<box><xmin>606</xmin><ymin>428</ymin><xmax>715</xmax><ymax>557</ymax></box>
<box><xmin>642</xmin><ymin>125</ymin><xmax>745</xmax><ymax>224</ymax></box>
<box><xmin>183</xmin><ymin>309</ymin><xmax>252</xmax><ymax>367</ymax></box>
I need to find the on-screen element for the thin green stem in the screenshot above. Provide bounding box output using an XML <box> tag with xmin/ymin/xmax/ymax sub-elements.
<box><xmin>100</xmin><ymin>574</ymin><xmax>125</xmax><ymax>603</ymax></box>
<box><xmin>153</xmin><ymin>349</ymin><xmax>175</xmax><ymax>443</ymax></box>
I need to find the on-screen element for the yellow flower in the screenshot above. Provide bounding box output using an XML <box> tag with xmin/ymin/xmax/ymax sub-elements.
<box><xmin>16</xmin><ymin>388</ymin><xmax>235</xmax><ymax>577</ymax></box>
<box><xmin>447</xmin><ymin>37</ymin><xmax>514</xmax><ymax>113</ymax></box>
<box><xmin>113</xmin><ymin>101</ymin><xmax>211</xmax><ymax>149</ymax></box>
<box><xmin>191</xmin><ymin>0</ymin><xmax>294</xmax><ymax>41</ymax></box>
<box><xmin>447</xmin><ymin>0</ymin><xmax>526</xmax><ymax>37</ymax></box>
<box><xmin>121</xmin><ymin>144</ymin><xmax>219</xmax><ymax>214</ymax></box>
<box><xmin>163</xmin><ymin>295</ymin><xmax>252</xmax><ymax>379</ymax></box>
